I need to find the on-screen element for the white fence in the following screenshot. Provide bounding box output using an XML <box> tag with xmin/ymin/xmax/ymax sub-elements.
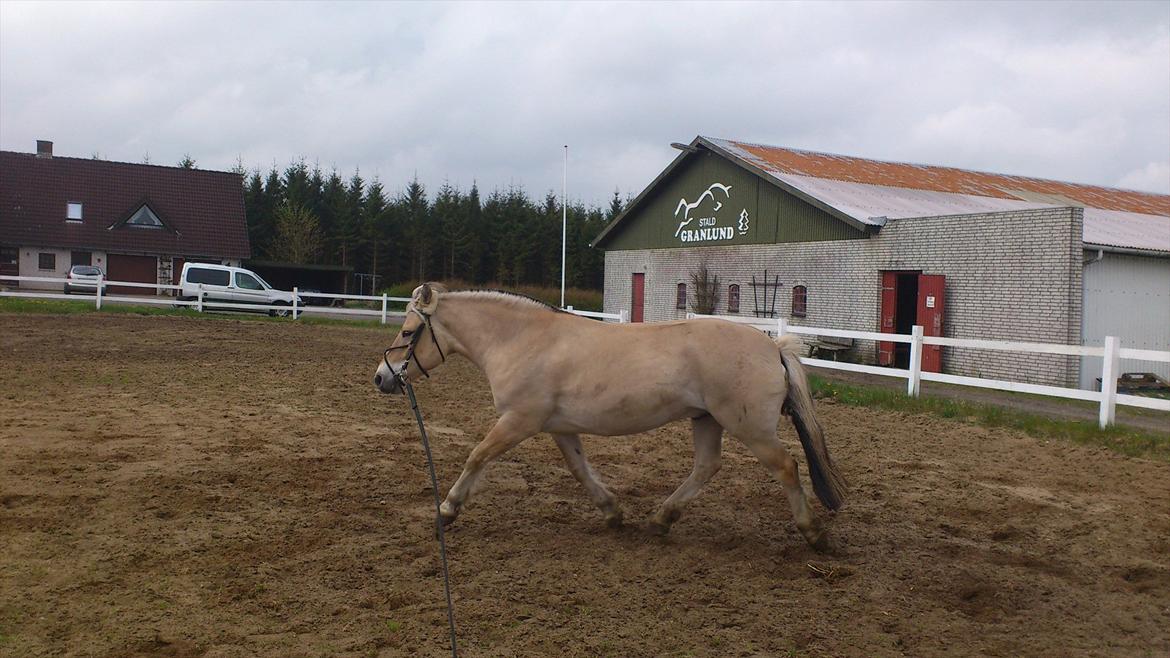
<box><xmin>687</xmin><ymin>312</ymin><xmax>1170</xmax><ymax>428</ymax></box>
<box><xmin>0</xmin><ymin>275</ymin><xmax>629</xmax><ymax>326</ymax></box>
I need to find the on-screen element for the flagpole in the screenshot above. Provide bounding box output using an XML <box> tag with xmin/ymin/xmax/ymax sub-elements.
<box><xmin>561</xmin><ymin>144</ymin><xmax>568</xmax><ymax>309</ymax></box>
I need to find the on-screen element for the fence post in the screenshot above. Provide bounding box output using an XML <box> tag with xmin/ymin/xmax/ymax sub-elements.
<box><xmin>95</xmin><ymin>275</ymin><xmax>103</xmax><ymax>310</ymax></box>
<box><xmin>197</xmin><ymin>284</ymin><xmax>204</xmax><ymax>313</ymax></box>
<box><xmin>292</xmin><ymin>287</ymin><xmax>299</xmax><ymax>320</ymax></box>
<box><xmin>566</xmin><ymin>305</ymin><xmax>574</xmax><ymax>313</ymax></box>
<box><xmin>620</xmin><ymin>310</ymin><xmax>629</xmax><ymax>323</ymax></box>
<box><xmin>776</xmin><ymin>317</ymin><xmax>787</xmax><ymax>336</ymax></box>
<box><xmin>1099</xmin><ymin>336</ymin><xmax>1120</xmax><ymax>428</ymax></box>
<box><xmin>381</xmin><ymin>293</ymin><xmax>388</xmax><ymax>325</ymax></box>
<box><xmin>907</xmin><ymin>325</ymin><xmax>924</xmax><ymax>397</ymax></box>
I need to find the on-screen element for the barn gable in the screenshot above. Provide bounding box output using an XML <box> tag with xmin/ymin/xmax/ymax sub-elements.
<box><xmin>594</xmin><ymin>148</ymin><xmax>866</xmax><ymax>251</ymax></box>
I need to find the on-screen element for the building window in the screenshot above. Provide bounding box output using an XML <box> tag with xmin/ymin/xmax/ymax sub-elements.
<box><xmin>792</xmin><ymin>285</ymin><xmax>807</xmax><ymax>318</ymax></box>
<box><xmin>676</xmin><ymin>283</ymin><xmax>687</xmax><ymax>310</ymax></box>
<box><xmin>38</xmin><ymin>252</ymin><xmax>56</xmax><ymax>271</ymax></box>
<box><xmin>126</xmin><ymin>204</ymin><xmax>164</xmax><ymax>228</ymax></box>
<box><xmin>727</xmin><ymin>284</ymin><xmax>741</xmax><ymax>313</ymax></box>
<box><xmin>66</xmin><ymin>203</ymin><xmax>83</xmax><ymax>221</ymax></box>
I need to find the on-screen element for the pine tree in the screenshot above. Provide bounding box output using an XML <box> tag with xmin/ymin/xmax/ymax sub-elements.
<box><xmin>178</xmin><ymin>154</ymin><xmax>197</xmax><ymax>169</ymax></box>
<box><xmin>283</xmin><ymin>158</ymin><xmax>313</xmax><ymax>209</ymax></box>
<box><xmin>608</xmin><ymin>188</ymin><xmax>624</xmax><ymax>220</ymax></box>
<box><xmin>465</xmin><ymin>183</ymin><xmax>485</xmax><ymax>283</ymax></box>
<box><xmin>243</xmin><ymin>170</ymin><xmax>267</xmax><ymax>254</ymax></box>
<box><xmin>338</xmin><ymin>171</ymin><xmax>366</xmax><ymax>269</ymax></box>
<box><xmin>363</xmin><ymin>178</ymin><xmax>390</xmax><ymax>284</ymax></box>
<box><xmin>433</xmin><ymin>182</ymin><xmax>474</xmax><ymax>280</ymax></box>
<box><xmin>401</xmin><ymin>177</ymin><xmax>430</xmax><ymax>282</ymax></box>
<box><xmin>319</xmin><ymin>169</ymin><xmax>348</xmax><ymax>265</ymax></box>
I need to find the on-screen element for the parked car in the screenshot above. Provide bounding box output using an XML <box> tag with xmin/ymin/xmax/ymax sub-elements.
<box><xmin>63</xmin><ymin>265</ymin><xmax>107</xmax><ymax>295</ymax></box>
<box><xmin>296</xmin><ymin>287</ymin><xmax>342</xmax><ymax>307</ymax></box>
<box><xmin>177</xmin><ymin>263</ymin><xmax>301</xmax><ymax>316</ymax></box>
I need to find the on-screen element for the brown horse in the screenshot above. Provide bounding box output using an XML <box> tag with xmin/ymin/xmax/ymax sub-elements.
<box><xmin>373</xmin><ymin>284</ymin><xmax>846</xmax><ymax>548</ymax></box>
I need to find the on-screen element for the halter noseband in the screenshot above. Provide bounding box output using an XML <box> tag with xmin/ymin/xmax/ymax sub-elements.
<box><xmin>383</xmin><ymin>307</ymin><xmax>447</xmax><ymax>384</ymax></box>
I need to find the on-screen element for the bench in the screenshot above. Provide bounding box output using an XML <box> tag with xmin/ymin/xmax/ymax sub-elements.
<box><xmin>809</xmin><ymin>335</ymin><xmax>854</xmax><ymax>361</ymax></box>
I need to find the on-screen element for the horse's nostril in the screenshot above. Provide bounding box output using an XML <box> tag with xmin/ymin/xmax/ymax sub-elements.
<box><xmin>373</xmin><ymin>374</ymin><xmax>383</xmax><ymax>388</ymax></box>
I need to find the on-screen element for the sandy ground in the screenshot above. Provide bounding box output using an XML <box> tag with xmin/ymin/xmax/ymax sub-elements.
<box><xmin>1</xmin><ymin>313</ymin><xmax>1168</xmax><ymax>657</ymax></box>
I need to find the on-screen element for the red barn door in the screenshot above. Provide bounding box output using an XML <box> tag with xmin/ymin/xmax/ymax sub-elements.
<box><xmin>878</xmin><ymin>271</ymin><xmax>897</xmax><ymax>365</ymax></box>
<box><xmin>916</xmin><ymin>274</ymin><xmax>945</xmax><ymax>373</ymax></box>
<box><xmin>631</xmin><ymin>273</ymin><xmax>645</xmax><ymax>323</ymax></box>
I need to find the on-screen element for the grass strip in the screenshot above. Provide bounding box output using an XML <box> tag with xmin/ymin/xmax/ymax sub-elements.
<box><xmin>808</xmin><ymin>374</ymin><xmax>1169</xmax><ymax>461</ymax></box>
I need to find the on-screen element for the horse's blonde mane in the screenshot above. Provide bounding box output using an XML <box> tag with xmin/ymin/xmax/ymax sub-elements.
<box><xmin>445</xmin><ymin>289</ymin><xmax>566</xmax><ymax>314</ymax></box>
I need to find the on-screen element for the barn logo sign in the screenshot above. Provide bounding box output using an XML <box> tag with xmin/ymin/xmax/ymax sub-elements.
<box><xmin>673</xmin><ymin>182</ymin><xmax>748</xmax><ymax>243</ymax></box>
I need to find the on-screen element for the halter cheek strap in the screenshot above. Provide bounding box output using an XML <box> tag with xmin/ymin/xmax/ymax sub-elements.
<box><xmin>383</xmin><ymin>308</ymin><xmax>447</xmax><ymax>383</ymax></box>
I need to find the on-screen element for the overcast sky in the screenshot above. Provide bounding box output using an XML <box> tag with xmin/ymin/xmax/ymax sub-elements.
<box><xmin>2</xmin><ymin>1</ymin><xmax>1167</xmax><ymax>204</ymax></box>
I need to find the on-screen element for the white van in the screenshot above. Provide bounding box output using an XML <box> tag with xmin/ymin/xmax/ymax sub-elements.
<box><xmin>178</xmin><ymin>263</ymin><xmax>301</xmax><ymax>316</ymax></box>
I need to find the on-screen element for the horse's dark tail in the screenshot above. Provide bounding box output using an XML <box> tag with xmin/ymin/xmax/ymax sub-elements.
<box><xmin>776</xmin><ymin>335</ymin><xmax>847</xmax><ymax>511</ymax></box>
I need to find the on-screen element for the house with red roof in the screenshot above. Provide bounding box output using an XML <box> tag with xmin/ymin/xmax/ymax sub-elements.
<box><xmin>594</xmin><ymin>136</ymin><xmax>1170</xmax><ymax>389</ymax></box>
<box><xmin>0</xmin><ymin>140</ymin><xmax>250</xmax><ymax>295</ymax></box>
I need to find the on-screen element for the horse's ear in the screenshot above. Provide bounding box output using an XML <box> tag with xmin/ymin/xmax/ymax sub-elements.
<box><xmin>417</xmin><ymin>282</ymin><xmax>440</xmax><ymax>312</ymax></box>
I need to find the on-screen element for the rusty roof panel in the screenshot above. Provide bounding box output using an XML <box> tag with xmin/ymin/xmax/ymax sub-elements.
<box><xmin>707</xmin><ymin>137</ymin><xmax>1170</xmax><ymax>217</ymax></box>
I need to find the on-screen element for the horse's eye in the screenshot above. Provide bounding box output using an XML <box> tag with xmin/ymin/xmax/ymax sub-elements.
<box><xmin>402</xmin><ymin>330</ymin><xmax>414</xmax><ymax>337</ymax></box>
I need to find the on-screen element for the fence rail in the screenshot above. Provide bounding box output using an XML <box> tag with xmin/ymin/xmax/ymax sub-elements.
<box><xmin>687</xmin><ymin>312</ymin><xmax>1170</xmax><ymax>427</ymax></box>
<box><xmin>8</xmin><ymin>273</ymin><xmax>1159</xmax><ymax>427</ymax></box>
<box><xmin>0</xmin><ymin>275</ymin><xmax>624</xmax><ymax>326</ymax></box>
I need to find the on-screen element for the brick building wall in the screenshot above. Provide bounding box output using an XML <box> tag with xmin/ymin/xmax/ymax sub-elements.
<box><xmin>603</xmin><ymin>207</ymin><xmax>1084</xmax><ymax>387</ymax></box>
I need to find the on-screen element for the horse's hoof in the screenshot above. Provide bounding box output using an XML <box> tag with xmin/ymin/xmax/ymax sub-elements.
<box><xmin>604</xmin><ymin>510</ymin><xmax>624</xmax><ymax>528</ymax></box>
<box><xmin>648</xmin><ymin>520</ymin><xmax>671</xmax><ymax>536</ymax></box>
<box><xmin>807</xmin><ymin>528</ymin><xmax>832</xmax><ymax>553</ymax></box>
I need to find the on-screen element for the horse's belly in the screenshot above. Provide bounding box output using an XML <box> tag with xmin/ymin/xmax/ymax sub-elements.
<box><xmin>543</xmin><ymin>391</ymin><xmax>701</xmax><ymax>436</ymax></box>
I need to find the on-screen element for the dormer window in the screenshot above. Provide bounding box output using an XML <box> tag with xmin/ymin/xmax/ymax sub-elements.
<box><xmin>126</xmin><ymin>204</ymin><xmax>163</xmax><ymax>228</ymax></box>
<box><xmin>66</xmin><ymin>203</ymin><xmax>83</xmax><ymax>222</ymax></box>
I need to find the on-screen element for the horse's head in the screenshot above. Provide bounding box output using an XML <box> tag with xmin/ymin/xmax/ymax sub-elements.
<box><xmin>373</xmin><ymin>282</ymin><xmax>449</xmax><ymax>394</ymax></box>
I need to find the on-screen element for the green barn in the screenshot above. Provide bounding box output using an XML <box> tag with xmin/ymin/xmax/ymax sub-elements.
<box><xmin>592</xmin><ymin>136</ymin><xmax>1170</xmax><ymax>389</ymax></box>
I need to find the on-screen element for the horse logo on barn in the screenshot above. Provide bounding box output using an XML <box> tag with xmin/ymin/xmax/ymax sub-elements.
<box><xmin>673</xmin><ymin>181</ymin><xmax>725</xmax><ymax>237</ymax></box>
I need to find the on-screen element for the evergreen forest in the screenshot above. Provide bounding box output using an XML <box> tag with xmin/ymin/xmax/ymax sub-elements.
<box><xmin>236</xmin><ymin>159</ymin><xmax>624</xmax><ymax>292</ymax></box>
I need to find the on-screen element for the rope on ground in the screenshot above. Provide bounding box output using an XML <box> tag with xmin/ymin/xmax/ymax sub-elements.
<box><xmin>404</xmin><ymin>381</ymin><xmax>459</xmax><ymax>658</ymax></box>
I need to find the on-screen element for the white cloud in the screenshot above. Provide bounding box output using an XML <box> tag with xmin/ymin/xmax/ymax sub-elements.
<box><xmin>1</xmin><ymin>0</ymin><xmax>1167</xmax><ymax>202</ymax></box>
<box><xmin>1117</xmin><ymin>162</ymin><xmax>1170</xmax><ymax>194</ymax></box>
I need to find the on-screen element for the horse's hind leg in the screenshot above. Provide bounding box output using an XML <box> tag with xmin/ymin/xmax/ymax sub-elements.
<box><xmin>553</xmin><ymin>434</ymin><xmax>623</xmax><ymax>527</ymax></box>
<box><xmin>440</xmin><ymin>412</ymin><xmax>536</xmax><ymax>525</ymax></box>
<box><xmin>650</xmin><ymin>414</ymin><xmax>723</xmax><ymax>535</ymax></box>
<box><xmin>736</xmin><ymin>430</ymin><xmax>824</xmax><ymax>549</ymax></box>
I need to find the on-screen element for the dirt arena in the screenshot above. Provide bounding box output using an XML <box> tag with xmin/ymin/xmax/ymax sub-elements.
<box><xmin>2</xmin><ymin>313</ymin><xmax>1168</xmax><ymax>657</ymax></box>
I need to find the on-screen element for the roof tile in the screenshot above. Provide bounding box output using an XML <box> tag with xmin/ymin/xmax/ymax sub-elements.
<box><xmin>0</xmin><ymin>151</ymin><xmax>250</xmax><ymax>259</ymax></box>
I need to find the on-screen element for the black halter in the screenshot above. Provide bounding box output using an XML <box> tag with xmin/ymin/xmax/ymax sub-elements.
<box><xmin>383</xmin><ymin>307</ymin><xmax>447</xmax><ymax>383</ymax></box>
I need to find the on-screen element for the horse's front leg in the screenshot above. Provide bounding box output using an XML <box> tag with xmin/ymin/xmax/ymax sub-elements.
<box><xmin>440</xmin><ymin>412</ymin><xmax>537</xmax><ymax>525</ymax></box>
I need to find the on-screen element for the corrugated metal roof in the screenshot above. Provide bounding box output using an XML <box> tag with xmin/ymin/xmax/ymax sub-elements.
<box><xmin>770</xmin><ymin>173</ymin><xmax>1053</xmax><ymax>225</ymax></box>
<box><xmin>769</xmin><ymin>173</ymin><xmax>1170</xmax><ymax>252</ymax></box>
<box><xmin>1082</xmin><ymin>209</ymin><xmax>1170</xmax><ymax>253</ymax></box>
<box><xmin>706</xmin><ymin>137</ymin><xmax>1170</xmax><ymax>216</ymax></box>
<box><xmin>703</xmin><ymin>137</ymin><xmax>1170</xmax><ymax>253</ymax></box>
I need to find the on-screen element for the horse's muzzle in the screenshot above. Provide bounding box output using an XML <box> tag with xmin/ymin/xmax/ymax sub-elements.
<box><xmin>373</xmin><ymin>366</ymin><xmax>404</xmax><ymax>395</ymax></box>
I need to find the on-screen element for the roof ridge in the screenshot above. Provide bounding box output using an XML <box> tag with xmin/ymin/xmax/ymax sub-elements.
<box><xmin>0</xmin><ymin>150</ymin><xmax>241</xmax><ymax>177</ymax></box>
